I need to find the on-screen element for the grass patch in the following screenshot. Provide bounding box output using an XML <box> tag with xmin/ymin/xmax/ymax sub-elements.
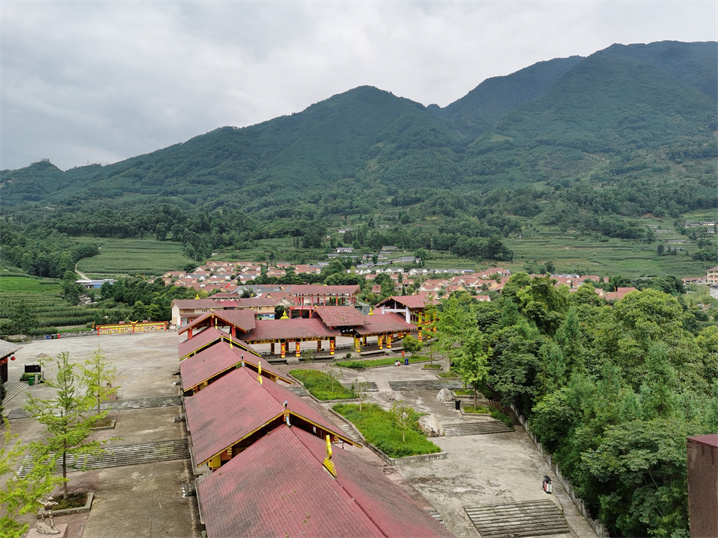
<box><xmin>54</xmin><ymin>492</ymin><xmax>88</xmax><ymax>510</ymax></box>
<box><xmin>333</xmin><ymin>403</ymin><xmax>441</xmax><ymax>458</ymax></box>
<box><xmin>335</xmin><ymin>355</ymin><xmax>429</xmax><ymax>369</ymax></box>
<box><xmin>289</xmin><ymin>369</ymin><xmax>355</xmax><ymax>401</ymax></box>
<box><xmin>422</xmin><ymin>364</ymin><xmax>442</xmax><ymax>370</ymax></box>
<box><xmin>454</xmin><ymin>389</ymin><xmax>474</xmax><ymax>396</ymax></box>
<box><xmin>437</xmin><ymin>369</ymin><xmax>461</xmax><ymax>378</ymax></box>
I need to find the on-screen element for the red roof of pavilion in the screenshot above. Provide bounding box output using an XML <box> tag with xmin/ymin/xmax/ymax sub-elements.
<box><xmin>242</xmin><ymin>318</ymin><xmax>342</xmax><ymax>342</ymax></box>
<box><xmin>198</xmin><ymin>425</ymin><xmax>452</xmax><ymax>538</ymax></box>
<box><xmin>177</xmin><ymin>327</ymin><xmax>257</xmax><ymax>360</ymax></box>
<box><xmin>180</xmin><ymin>341</ymin><xmax>291</xmax><ymax>391</ymax></box>
<box><xmin>177</xmin><ymin>309</ymin><xmax>256</xmax><ymax>335</ymax></box>
<box><xmin>184</xmin><ymin>368</ymin><xmax>354</xmax><ymax>466</ymax></box>
<box><xmin>313</xmin><ymin>306</ymin><xmax>365</xmax><ymax>327</ymax></box>
<box><xmin>355</xmin><ymin>313</ymin><xmax>416</xmax><ymax>336</ymax></box>
<box><xmin>376</xmin><ymin>294</ymin><xmax>440</xmax><ymax>310</ymax></box>
<box><xmin>287</xmin><ymin>284</ymin><xmax>360</xmax><ymax>296</ymax></box>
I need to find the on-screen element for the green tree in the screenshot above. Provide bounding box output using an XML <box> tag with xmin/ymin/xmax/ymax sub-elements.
<box><xmin>457</xmin><ymin>327</ymin><xmax>489</xmax><ymax>407</ymax></box>
<box><xmin>0</xmin><ymin>421</ymin><xmax>62</xmax><ymax>538</ymax></box>
<box><xmin>390</xmin><ymin>400</ymin><xmax>414</xmax><ymax>443</ymax></box>
<box><xmin>402</xmin><ymin>334</ymin><xmax>421</xmax><ymax>357</ymax></box>
<box><xmin>25</xmin><ymin>352</ymin><xmax>109</xmax><ymax>499</ymax></box>
<box><xmin>81</xmin><ymin>347</ymin><xmax>118</xmax><ymax>418</ymax></box>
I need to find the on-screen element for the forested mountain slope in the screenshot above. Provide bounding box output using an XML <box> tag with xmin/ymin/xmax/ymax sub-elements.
<box><xmin>1</xmin><ymin>41</ymin><xmax>715</xmax><ymax>269</ymax></box>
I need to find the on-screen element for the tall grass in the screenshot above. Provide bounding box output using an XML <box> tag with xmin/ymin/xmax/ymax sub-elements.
<box><xmin>333</xmin><ymin>403</ymin><xmax>440</xmax><ymax>458</ymax></box>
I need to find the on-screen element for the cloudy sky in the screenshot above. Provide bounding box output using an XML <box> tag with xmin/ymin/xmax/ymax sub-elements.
<box><xmin>2</xmin><ymin>1</ymin><xmax>716</xmax><ymax>171</ymax></box>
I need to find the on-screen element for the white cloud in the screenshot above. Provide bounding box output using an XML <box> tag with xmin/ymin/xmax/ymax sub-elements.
<box><xmin>1</xmin><ymin>0</ymin><xmax>715</xmax><ymax>170</ymax></box>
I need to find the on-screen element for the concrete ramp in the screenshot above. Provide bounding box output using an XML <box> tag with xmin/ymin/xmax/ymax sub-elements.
<box><xmin>464</xmin><ymin>499</ymin><xmax>570</xmax><ymax>537</ymax></box>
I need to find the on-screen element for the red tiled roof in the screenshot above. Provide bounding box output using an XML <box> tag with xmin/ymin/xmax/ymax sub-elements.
<box><xmin>313</xmin><ymin>306</ymin><xmax>365</xmax><ymax>327</ymax></box>
<box><xmin>288</xmin><ymin>284</ymin><xmax>360</xmax><ymax>296</ymax></box>
<box><xmin>184</xmin><ymin>368</ymin><xmax>353</xmax><ymax>465</ymax></box>
<box><xmin>355</xmin><ymin>313</ymin><xmax>416</xmax><ymax>336</ymax></box>
<box><xmin>243</xmin><ymin>318</ymin><xmax>342</xmax><ymax>342</ymax></box>
<box><xmin>172</xmin><ymin>299</ymin><xmax>218</xmax><ymax>310</ymax></box>
<box><xmin>178</xmin><ymin>309</ymin><xmax>256</xmax><ymax>335</ymax></box>
<box><xmin>198</xmin><ymin>425</ymin><xmax>452</xmax><ymax>538</ymax></box>
<box><xmin>178</xmin><ymin>327</ymin><xmax>232</xmax><ymax>359</ymax></box>
<box><xmin>180</xmin><ymin>341</ymin><xmax>290</xmax><ymax>391</ymax></box>
<box><xmin>236</xmin><ymin>297</ymin><xmax>278</xmax><ymax>308</ymax></box>
<box><xmin>376</xmin><ymin>295</ymin><xmax>439</xmax><ymax>310</ymax></box>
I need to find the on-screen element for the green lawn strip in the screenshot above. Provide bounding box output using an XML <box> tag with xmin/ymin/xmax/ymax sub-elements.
<box><xmin>335</xmin><ymin>355</ymin><xmax>431</xmax><ymax>369</ymax></box>
<box><xmin>333</xmin><ymin>403</ymin><xmax>441</xmax><ymax>458</ymax></box>
<box><xmin>288</xmin><ymin>369</ymin><xmax>355</xmax><ymax>401</ymax></box>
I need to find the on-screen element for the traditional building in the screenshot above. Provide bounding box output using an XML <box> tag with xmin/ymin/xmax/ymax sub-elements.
<box><xmin>184</xmin><ymin>367</ymin><xmax>357</xmax><ymax>471</ymax></box>
<box><xmin>285</xmin><ymin>284</ymin><xmax>360</xmax><ymax>317</ymax></box>
<box><xmin>197</xmin><ymin>425</ymin><xmax>452</xmax><ymax>537</ymax></box>
<box><xmin>707</xmin><ymin>266</ymin><xmax>718</xmax><ymax>286</ymax></box>
<box><xmin>178</xmin><ymin>307</ymin><xmax>415</xmax><ymax>359</ymax></box>
<box><xmin>179</xmin><ymin>341</ymin><xmax>291</xmax><ymax>395</ymax></box>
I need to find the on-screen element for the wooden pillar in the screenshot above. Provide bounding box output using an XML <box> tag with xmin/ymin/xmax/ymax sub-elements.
<box><xmin>317</xmin><ymin>340</ymin><xmax>322</xmax><ymax>351</ymax></box>
<box><xmin>188</xmin><ymin>327</ymin><xmax>193</xmax><ymax>339</ymax></box>
<box><xmin>378</xmin><ymin>335</ymin><xmax>383</xmax><ymax>349</ymax></box>
<box><xmin>281</xmin><ymin>341</ymin><xmax>286</xmax><ymax>359</ymax></box>
<box><xmin>330</xmin><ymin>338</ymin><xmax>335</xmax><ymax>355</ymax></box>
<box><xmin>362</xmin><ymin>336</ymin><xmax>367</xmax><ymax>346</ymax></box>
<box><xmin>296</xmin><ymin>341</ymin><xmax>301</xmax><ymax>357</ymax></box>
<box><xmin>354</xmin><ymin>337</ymin><xmax>361</xmax><ymax>353</ymax></box>
<box><xmin>386</xmin><ymin>333</ymin><xmax>392</xmax><ymax>349</ymax></box>
<box><xmin>231</xmin><ymin>326</ymin><xmax>236</xmax><ymax>338</ymax></box>
<box><xmin>270</xmin><ymin>342</ymin><xmax>275</xmax><ymax>354</ymax></box>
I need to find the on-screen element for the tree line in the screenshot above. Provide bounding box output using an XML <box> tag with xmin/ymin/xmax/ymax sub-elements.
<box><xmin>434</xmin><ymin>276</ymin><xmax>717</xmax><ymax>537</ymax></box>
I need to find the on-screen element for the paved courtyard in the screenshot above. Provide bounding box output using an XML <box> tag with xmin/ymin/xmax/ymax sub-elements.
<box><xmin>4</xmin><ymin>331</ymin><xmax>599</xmax><ymax>537</ymax></box>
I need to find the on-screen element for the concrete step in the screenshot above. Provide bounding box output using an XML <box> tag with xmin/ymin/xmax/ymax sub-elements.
<box><xmin>427</xmin><ymin>509</ymin><xmax>446</xmax><ymax>527</ymax></box>
<box><xmin>2</xmin><ymin>381</ymin><xmax>27</xmax><ymax>406</ymax></box>
<box><xmin>18</xmin><ymin>438</ymin><xmax>189</xmax><ymax>477</ymax></box>
<box><xmin>388</xmin><ymin>380</ymin><xmax>463</xmax><ymax>391</ymax></box>
<box><xmin>443</xmin><ymin>421</ymin><xmax>513</xmax><ymax>436</ymax></box>
<box><xmin>464</xmin><ymin>499</ymin><xmax>570</xmax><ymax>537</ymax></box>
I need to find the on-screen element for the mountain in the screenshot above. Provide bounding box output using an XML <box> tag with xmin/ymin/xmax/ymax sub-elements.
<box><xmin>1</xmin><ymin>41</ymin><xmax>715</xmax><ymax>238</ymax></box>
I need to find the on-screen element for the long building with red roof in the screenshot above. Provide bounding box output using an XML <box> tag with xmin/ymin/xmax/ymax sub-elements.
<box><xmin>184</xmin><ymin>367</ymin><xmax>357</xmax><ymax>471</ymax></box>
<box><xmin>179</xmin><ymin>340</ymin><xmax>292</xmax><ymax>394</ymax></box>
<box><xmin>197</xmin><ymin>425</ymin><xmax>453</xmax><ymax>537</ymax></box>
<box><xmin>179</xmin><ymin>307</ymin><xmax>415</xmax><ymax>359</ymax></box>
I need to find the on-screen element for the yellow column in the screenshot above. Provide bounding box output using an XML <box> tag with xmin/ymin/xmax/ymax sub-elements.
<box><xmin>386</xmin><ymin>334</ymin><xmax>392</xmax><ymax>349</ymax></box>
<box><xmin>378</xmin><ymin>335</ymin><xmax>383</xmax><ymax>349</ymax></box>
<box><xmin>330</xmin><ymin>338</ymin><xmax>335</xmax><ymax>355</ymax></box>
<box><xmin>355</xmin><ymin>337</ymin><xmax>361</xmax><ymax>353</ymax></box>
<box><xmin>281</xmin><ymin>341</ymin><xmax>286</xmax><ymax>359</ymax></box>
<box><xmin>296</xmin><ymin>341</ymin><xmax>301</xmax><ymax>357</ymax></box>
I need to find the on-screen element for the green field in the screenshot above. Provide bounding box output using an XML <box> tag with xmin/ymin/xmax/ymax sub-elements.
<box><xmin>0</xmin><ymin>275</ymin><xmax>61</xmax><ymax>293</ymax></box>
<box><xmin>76</xmin><ymin>238</ymin><xmax>194</xmax><ymax>277</ymax></box>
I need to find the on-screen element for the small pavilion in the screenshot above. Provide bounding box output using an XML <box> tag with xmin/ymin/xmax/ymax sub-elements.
<box><xmin>184</xmin><ymin>368</ymin><xmax>357</xmax><ymax>471</ymax></box>
<box><xmin>375</xmin><ymin>294</ymin><xmax>440</xmax><ymax>341</ymax></box>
